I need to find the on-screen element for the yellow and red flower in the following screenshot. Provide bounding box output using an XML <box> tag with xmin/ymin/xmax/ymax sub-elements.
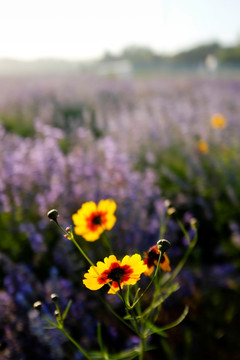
<box><xmin>72</xmin><ymin>199</ymin><xmax>117</xmax><ymax>241</ymax></box>
<box><xmin>143</xmin><ymin>245</ymin><xmax>171</xmax><ymax>276</ymax></box>
<box><xmin>83</xmin><ymin>254</ymin><xmax>147</xmax><ymax>294</ymax></box>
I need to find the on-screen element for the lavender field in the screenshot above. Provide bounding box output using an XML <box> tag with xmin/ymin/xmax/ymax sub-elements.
<box><xmin>0</xmin><ymin>72</ymin><xmax>240</xmax><ymax>359</ymax></box>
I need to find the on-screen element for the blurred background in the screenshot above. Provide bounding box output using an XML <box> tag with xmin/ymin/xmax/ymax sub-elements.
<box><xmin>0</xmin><ymin>0</ymin><xmax>240</xmax><ymax>359</ymax></box>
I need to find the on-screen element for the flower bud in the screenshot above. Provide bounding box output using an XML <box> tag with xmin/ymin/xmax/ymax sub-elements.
<box><xmin>33</xmin><ymin>301</ymin><xmax>42</xmax><ymax>311</ymax></box>
<box><xmin>167</xmin><ymin>207</ymin><xmax>176</xmax><ymax>216</ymax></box>
<box><xmin>164</xmin><ymin>199</ymin><xmax>171</xmax><ymax>208</ymax></box>
<box><xmin>50</xmin><ymin>293</ymin><xmax>59</xmax><ymax>302</ymax></box>
<box><xmin>47</xmin><ymin>209</ymin><xmax>59</xmax><ymax>222</ymax></box>
<box><xmin>190</xmin><ymin>218</ymin><xmax>197</xmax><ymax>230</ymax></box>
<box><xmin>54</xmin><ymin>310</ymin><xmax>60</xmax><ymax>317</ymax></box>
<box><xmin>157</xmin><ymin>239</ymin><xmax>171</xmax><ymax>253</ymax></box>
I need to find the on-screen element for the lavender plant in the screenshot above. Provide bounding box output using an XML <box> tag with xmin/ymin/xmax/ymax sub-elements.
<box><xmin>1</xmin><ymin>74</ymin><xmax>240</xmax><ymax>358</ymax></box>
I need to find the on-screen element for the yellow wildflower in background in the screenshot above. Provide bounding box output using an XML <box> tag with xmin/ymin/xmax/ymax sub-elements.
<box><xmin>83</xmin><ymin>254</ymin><xmax>147</xmax><ymax>294</ymax></box>
<box><xmin>197</xmin><ymin>139</ymin><xmax>209</xmax><ymax>154</ymax></box>
<box><xmin>72</xmin><ymin>199</ymin><xmax>117</xmax><ymax>241</ymax></box>
<box><xmin>210</xmin><ymin>113</ymin><xmax>227</xmax><ymax>129</ymax></box>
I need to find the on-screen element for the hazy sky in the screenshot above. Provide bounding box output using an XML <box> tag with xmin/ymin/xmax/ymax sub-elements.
<box><xmin>0</xmin><ymin>0</ymin><xmax>239</xmax><ymax>60</ymax></box>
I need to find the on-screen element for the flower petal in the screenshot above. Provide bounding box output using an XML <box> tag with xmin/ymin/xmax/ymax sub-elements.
<box><xmin>160</xmin><ymin>254</ymin><xmax>171</xmax><ymax>272</ymax></box>
<box><xmin>82</xmin><ymin>229</ymin><xmax>103</xmax><ymax>241</ymax></box>
<box><xmin>144</xmin><ymin>265</ymin><xmax>154</xmax><ymax>276</ymax></box>
<box><xmin>83</xmin><ymin>276</ymin><xmax>104</xmax><ymax>290</ymax></box>
<box><xmin>98</xmin><ymin>199</ymin><xmax>117</xmax><ymax>214</ymax></box>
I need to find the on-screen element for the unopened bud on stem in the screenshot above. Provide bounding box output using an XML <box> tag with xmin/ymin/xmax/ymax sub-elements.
<box><xmin>157</xmin><ymin>239</ymin><xmax>171</xmax><ymax>253</ymax></box>
<box><xmin>164</xmin><ymin>199</ymin><xmax>171</xmax><ymax>208</ymax></box>
<box><xmin>167</xmin><ymin>207</ymin><xmax>176</xmax><ymax>216</ymax></box>
<box><xmin>190</xmin><ymin>218</ymin><xmax>197</xmax><ymax>230</ymax></box>
<box><xmin>50</xmin><ymin>293</ymin><xmax>59</xmax><ymax>302</ymax></box>
<box><xmin>33</xmin><ymin>301</ymin><xmax>42</xmax><ymax>311</ymax></box>
<box><xmin>47</xmin><ymin>209</ymin><xmax>59</xmax><ymax>223</ymax></box>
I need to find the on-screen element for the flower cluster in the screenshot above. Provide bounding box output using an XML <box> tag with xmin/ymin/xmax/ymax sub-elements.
<box><xmin>32</xmin><ymin>199</ymin><xmax>196</xmax><ymax>360</ymax></box>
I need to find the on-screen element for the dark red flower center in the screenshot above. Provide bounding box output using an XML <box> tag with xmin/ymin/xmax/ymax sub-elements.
<box><xmin>86</xmin><ymin>211</ymin><xmax>107</xmax><ymax>231</ymax></box>
<box><xmin>108</xmin><ymin>266</ymin><xmax>126</xmax><ymax>282</ymax></box>
<box><xmin>92</xmin><ymin>215</ymin><xmax>102</xmax><ymax>225</ymax></box>
<box><xmin>98</xmin><ymin>262</ymin><xmax>133</xmax><ymax>288</ymax></box>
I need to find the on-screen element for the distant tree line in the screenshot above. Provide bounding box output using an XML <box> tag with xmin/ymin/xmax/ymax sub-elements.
<box><xmin>101</xmin><ymin>42</ymin><xmax>240</xmax><ymax>70</ymax></box>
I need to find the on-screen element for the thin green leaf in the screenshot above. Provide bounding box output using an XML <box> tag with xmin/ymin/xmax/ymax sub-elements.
<box><xmin>97</xmin><ymin>323</ymin><xmax>104</xmax><ymax>351</ymax></box>
<box><xmin>162</xmin><ymin>232</ymin><xmax>197</xmax><ymax>288</ymax></box>
<box><xmin>142</xmin><ymin>282</ymin><xmax>179</xmax><ymax>318</ymax></box>
<box><xmin>97</xmin><ymin>323</ymin><xmax>109</xmax><ymax>359</ymax></box>
<box><xmin>89</xmin><ymin>345</ymin><xmax>155</xmax><ymax>360</ymax></box>
<box><xmin>177</xmin><ymin>219</ymin><xmax>191</xmax><ymax>245</ymax></box>
<box><xmin>62</xmin><ymin>299</ymin><xmax>72</xmax><ymax>320</ymax></box>
<box><xmin>98</xmin><ymin>294</ymin><xmax>135</xmax><ymax>333</ymax></box>
<box><xmin>123</xmin><ymin>314</ymin><xmax>141</xmax><ymax>320</ymax></box>
<box><xmin>42</xmin><ymin>315</ymin><xmax>58</xmax><ymax>328</ymax></box>
<box><xmin>132</xmin><ymin>287</ymin><xmax>141</xmax><ymax>304</ymax></box>
<box><xmin>111</xmin><ymin>345</ymin><xmax>155</xmax><ymax>360</ymax></box>
<box><xmin>146</xmin><ymin>305</ymin><xmax>189</xmax><ymax>335</ymax></box>
<box><xmin>125</xmin><ymin>284</ymin><xmax>130</xmax><ymax>307</ymax></box>
<box><xmin>44</xmin><ymin>325</ymin><xmax>56</xmax><ymax>330</ymax></box>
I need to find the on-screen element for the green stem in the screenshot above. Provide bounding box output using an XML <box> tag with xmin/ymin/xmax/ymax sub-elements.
<box><xmin>98</xmin><ymin>294</ymin><xmax>135</xmax><ymax>333</ymax></box>
<box><xmin>101</xmin><ymin>232</ymin><xmax>113</xmax><ymax>254</ymax></box>
<box><xmin>139</xmin><ymin>335</ymin><xmax>146</xmax><ymax>360</ymax></box>
<box><xmin>54</xmin><ymin>301</ymin><xmax>61</xmax><ymax>318</ymax></box>
<box><xmin>162</xmin><ymin>233</ymin><xmax>197</xmax><ymax>288</ymax></box>
<box><xmin>131</xmin><ymin>303</ymin><xmax>142</xmax><ymax>338</ymax></box>
<box><xmin>117</xmin><ymin>282</ymin><xmax>141</xmax><ymax>336</ymax></box>
<box><xmin>159</xmin><ymin>213</ymin><xmax>167</xmax><ymax>239</ymax></box>
<box><xmin>60</xmin><ymin>327</ymin><xmax>93</xmax><ymax>360</ymax></box>
<box><xmin>55</xmin><ymin>220</ymin><xmax>69</xmax><ymax>236</ymax></box>
<box><xmin>42</xmin><ymin>315</ymin><xmax>93</xmax><ymax>360</ymax></box>
<box><xmin>176</xmin><ymin>219</ymin><xmax>191</xmax><ymax>244</ymax></box>
<box><xmin>129</xmin><ymin>250</ymin><xmax>164</xmax><ymax>309</ymax></box>
<box><xmin>118</xmin><ymin>281</ymin><xmax>127</xmax><ymax>308</ymax></box>
<box><xmin>71</xmin><ymin>234</ymin><xmax>95</xmax><ymax>267</ymax></box>
<box><xmin>54</xmin><ymin>221</ymin><xmax>95</xmax><ymax>268</ymax></box>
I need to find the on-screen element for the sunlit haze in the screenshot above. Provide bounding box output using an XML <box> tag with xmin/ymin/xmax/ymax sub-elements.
<box><xmin>1</xmin><ymin>0</ymin><xmax>240</xmax><ymax>60</ymax></box>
